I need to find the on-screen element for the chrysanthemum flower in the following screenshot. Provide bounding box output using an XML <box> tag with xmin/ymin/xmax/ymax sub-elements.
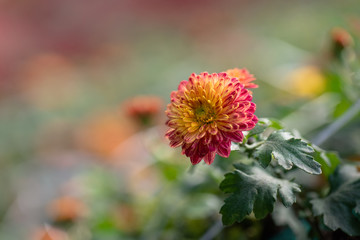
<box><xmin>48</xmin><ymin>196</ymin><xmax>87</xmax><ymax>222</ymax></box>
<box><xmin>330</xmin><ymin>27</ymin><xmax>354</xmax><ymax>60</ymax></box>
<box><xmin>165</xmin><ymin>72</ymin><xmax>258</xmax><ymax>165</ymax></box>
<box><xmin>226</xmin><ymin>68</ymin><xmax>258</xmax><ymax>89</ymax></box>
<box><xmin>331</xmin><ymin>27</ymin><xmax>353</xmax><ymax>49</ymax></box>
<box><xmin>124</xmin><ymin>95</ymin><xmax>163</xmax><ymax>126</ymax></box>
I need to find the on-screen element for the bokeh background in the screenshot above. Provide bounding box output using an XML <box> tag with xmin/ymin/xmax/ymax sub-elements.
<box><xmin>1</xmin><ymin>0</ymin><xmax>360</xmax><ymax>239</ymax></box>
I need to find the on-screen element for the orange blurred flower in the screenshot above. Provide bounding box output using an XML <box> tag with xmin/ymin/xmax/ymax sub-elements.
<box><xmin>330</xmin><ymin>27</ymin><xmax>354</xmax><ymax>60</ymax></box>
<box><xmin>226</xmin><ymin>68</ymin><xmax>258</xmax><ymax>89</ymax></box>
<box><xmin>124</xmin><ymin>95</ymin><xmax>163</xmax><ymax>127</ymax></box>
<box><xmin>48</xmin><ymin>196</ymin><xmax>87</xmax><ymax>222</ymax></box>
<box><xmin>76</xmin><ymin>111</ymin><xmax>137</xmax><ymax>159</ymax></box>
<box><xmin>31</xmin><ymin>226</ymin><xmax>68</xmax><ymax>240</ymax></box>
<box><xmin>331</xmin><ymin>27</ymin><xmax>353</xmax><ymax>49</ymax></box>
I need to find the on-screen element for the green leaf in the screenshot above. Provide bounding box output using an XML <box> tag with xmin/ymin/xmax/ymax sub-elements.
<box><xmin>253</xmin><ymin>131</ymin><xmax>321</xmax><ymax>174</ymax></box>
<box><xmin>247</xmin><ymin>118</ymin><xmax>284</xmax><ymax>138</ymax></box>
<box><xmin>311</xmin><ymin>165</ymin><xmax>360</xmax><ymax>236</ymax></box>
<box><xmin>219</xmin><ymin>163</ymin><xmax>301</xmax><ymax>225</ymax></box>
<box><xmin>313</xmin><ymin>146</ymin><xmax>341</xmax><ymax>177</ymax></box>
<box><xmin>353</xmin><ymin>200</ymin><xmax>360</xmax><ymax>221</ymax></box>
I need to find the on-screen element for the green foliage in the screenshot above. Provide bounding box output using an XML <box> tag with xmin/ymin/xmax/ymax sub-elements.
<box><xmin>246</xmin><ymin>118</ymin><xmax>283</xmax><ymax>139</ymax></box>
<box><xmin>353</xmin><ymin>202</ymin><xmax>360</xmax><ymax>221</ymax></box>
<box><xmin>253</xmin><ymin>130</ymin><xmax>322</xmax><ymax>174</ymax></box>
<box><xmin>220</xmin><ymin>118</ymin><xmax>329</xmax><ymax>227</ymax></box>
<box><xmin>156</xmin><ymin>160</ymin><xmax>183</xmax><ymax>181</ymax></box>
<box><xmin>313</xmin><ymin>146</ymin><xmax>341</xmax><ymax>177</ymax></box>
<box><xmin>219</xmin><ymin>163</ymin><xmax>300</xmax><ymax>225</ymax></box>
<box><xmin>311</xmin><ymin>165</ymin><xmax>360</xmax><ymax>236</ymax></box>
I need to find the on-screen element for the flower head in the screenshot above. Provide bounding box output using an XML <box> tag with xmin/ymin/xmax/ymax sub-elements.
<box><xmin>48</xmin><ymin>196</ymin><xmax>87</xmax><ymax>222</ymax></box>
<box><xmin>165</xmin><ymin>72</ymin><xmax>258</xmax><ymax>165</ymax></box>
<box><xmin>226</xmin><ymin>68</ymin><xmax>258</xmax><ymax>89</ymax></box>
<box><xmin>331</xmin><ymin>27</ymin><xmax>353</xmax><ymax>49</ymax></box>
<box><xmin>124</xmin><ymin>95</ymin><xmax>163</xmax><ymax>126</ymax></box>
<box><xmin>330</xmin><ymin>27</ymin><xmax>354</xmax><ymax>60</ymax></box>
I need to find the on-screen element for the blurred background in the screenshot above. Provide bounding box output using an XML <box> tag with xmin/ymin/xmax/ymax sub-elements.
<box><xmin>1</xmin><ymin>0</ymin><xmax>360</xmax><ymax>239</ymax></box>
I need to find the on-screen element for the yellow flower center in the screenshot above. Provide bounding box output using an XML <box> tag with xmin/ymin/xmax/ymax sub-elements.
<box><xmin>194</xmin><ymin>102</ymin><xmax>216</xmax><ymax>124</ymax></box>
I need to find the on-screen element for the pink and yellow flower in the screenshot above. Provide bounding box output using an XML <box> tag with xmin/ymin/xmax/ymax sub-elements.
<box><xmin>165</xmin><ymin>72</ymin><xmax>258</xmax><ymax>165</ymax></box>
<box><xmin>226</xmin><ymin>68</ymin><xmax>258</xmax><ymax>89</ymax></box>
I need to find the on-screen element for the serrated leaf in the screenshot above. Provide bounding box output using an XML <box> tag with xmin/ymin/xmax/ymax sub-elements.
<box><xmin>311</xmin><ymin>165</ymin><xmax>360</xmax><ymax>236</ymax></box>
<box><xmin>219</xmin><ymin>163</ymin><xmax>301</xmax><ymax>225</ymax></box>
<box><xmin>253</xmin><ymin>131</ymin><xmax>321</xmax><ymax>174</ymax></box>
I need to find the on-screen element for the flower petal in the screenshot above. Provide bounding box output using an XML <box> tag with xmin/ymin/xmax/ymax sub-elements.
<box><xmin>204</xmin><ymin>151</ymin><xmax>216</xmax><ymax>165</ymax></box>
<box><xmin>217</xmin><ymin>141</ymin><xmax>231</xmax><ymax>158</ymax></box>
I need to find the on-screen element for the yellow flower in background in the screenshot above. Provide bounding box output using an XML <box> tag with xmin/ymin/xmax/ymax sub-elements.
<box><xmin>289</xmin><ymin>66</ymin><xmax>326</xmax><ymax>98</ymax></box>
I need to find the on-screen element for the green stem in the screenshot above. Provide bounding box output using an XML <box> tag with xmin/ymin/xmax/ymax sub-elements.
<box><xmin>312</xmin><ymin>99</ymin><xmax>360</xmax><ymax>146</ymax></box>
<box><xmin>244</xmin><ymin>141</ymin><xmax>265</xmax><ymax>150</ymax></box>
<box><xmin>199</xmin><ymin>219</ymin><xmax>223</xmax><ymax>240</ymax></box>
